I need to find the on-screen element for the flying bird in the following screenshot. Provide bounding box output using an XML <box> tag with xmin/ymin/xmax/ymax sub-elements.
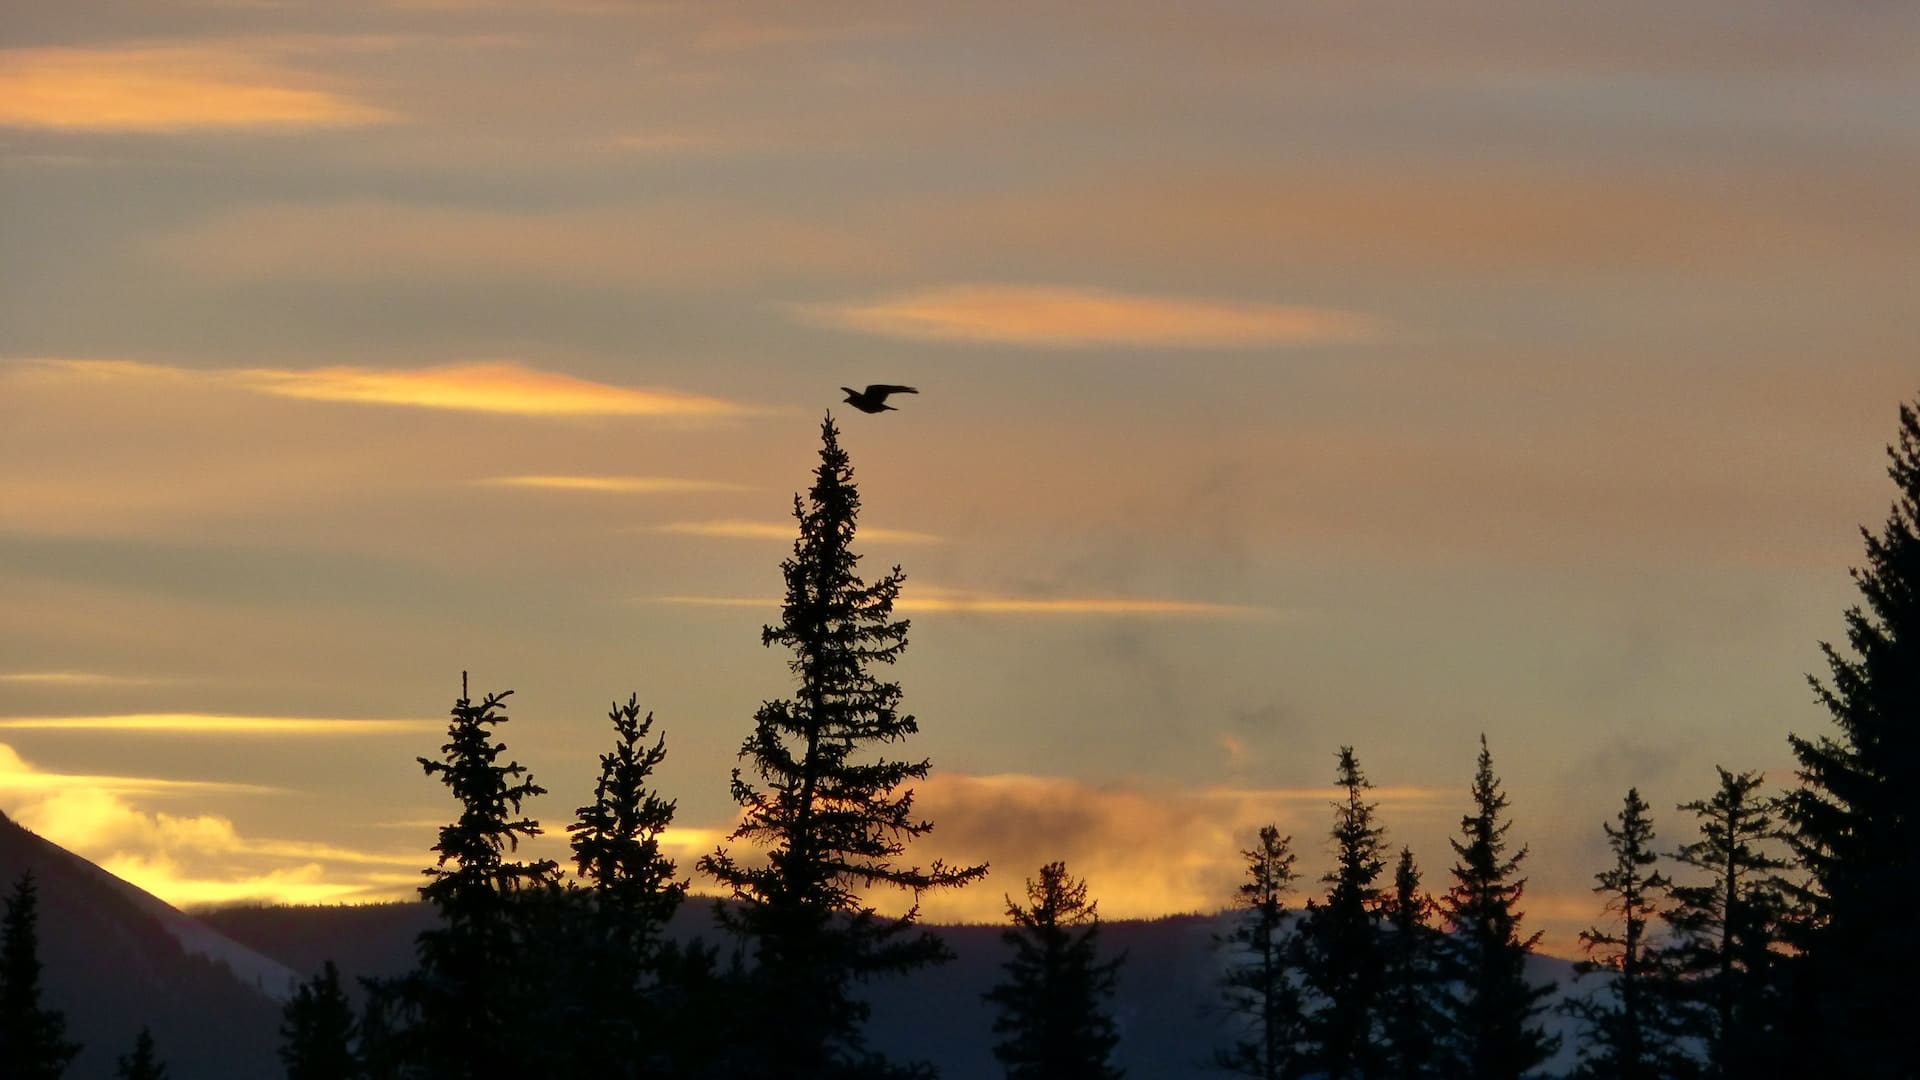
<box><xmin>841</xmin><ymin>384</ymin><xmax>918</xmax><ymax>414</ymax></box>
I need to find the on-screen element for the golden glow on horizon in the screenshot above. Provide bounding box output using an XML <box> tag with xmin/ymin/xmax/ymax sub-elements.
<box><xmin>653</xmin><ymin>519</ymin><xmax>944</xmax><ymax>544</ymax></box>
<box><xmin>0</xmin><ymin>714</ymin><xmax>431</xmax><ymax>735</ymax></box>
<box><xmin>799</xmin><ymin>284</ymin><xmax>1377</xmax><ymax>348</ymax></box>
<box><xmin>485</xmin><ymin>476</ymin><xmax>752</xmax><ymax>494</ymax></box>
<box><xmin>0</xmin><ymin>47</ymin><xmax>391</xmax><ymax>131</ymax></box>
<box><xmin>0</xmin><ymin>744</ymin><xmax>273</xmax><ymax>797</ymax></box>
<box><xmin>16</xmin><ymin>358</ymin><xmax>749</xmax><ymax>419</ymax></box>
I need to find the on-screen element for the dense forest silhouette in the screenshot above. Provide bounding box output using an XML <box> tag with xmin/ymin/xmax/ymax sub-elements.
<box><xmin>4</xmin><ymin>400</ymin><xmax>1918</xmax><ymax>1078</ymax></box>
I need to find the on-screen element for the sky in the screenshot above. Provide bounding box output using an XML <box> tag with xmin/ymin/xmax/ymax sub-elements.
<box><xmin>1</xmin><ymin>0</ymin><xmax>1917</xmax><ymax>956</ymax></box>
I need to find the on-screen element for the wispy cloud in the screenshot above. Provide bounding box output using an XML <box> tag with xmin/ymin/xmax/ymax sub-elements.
<box><xmin>17</xmin><ymin>358</ymin><xmax>752</xmax><ymax>420</ymax></box>
<box><xmin>484</xmin><ymin>476</ymin><xmax>752</xmax><ymax>495</ymax></box>
<box><xmin>0</xmin><ymin>714</ymin><xmax>431</xmax><ymax>735</ymax></box>
<box><xmin>653</xmin><ymin>519</ymin><xmax>943</xmax><ymax>544</ymax></box>
<box><xmin>151</xmin><ymin>201</ymin><xmax>886</xmax><ymax>286</ymax></box>
<box><xmin>797</xmin><ymin>285</ymin><xmax>1377</xmax><ymax>348</ymax></box>
<box><xmin>0</xmin><ymin>46</ymin><xmax>391</xmax><ymax>132</ymax></box>
<box><xmin>236</xmin><ymin>362</ymin><xmax>750</xmax><ymax>418</ymax></box>
<box><xmin>0</xmin><ymin>744</ymin><xmax>272</xmax><ymax>797</ymax></box>
<box><xmin>653</xmin><ymin>586</ymin><xmax>1263</xmax><ymax>618</ymax></box>
<box><xmin>0</xmin><ymin>671</ymin><xmax>181</xmax><ymax>687</ymax></box>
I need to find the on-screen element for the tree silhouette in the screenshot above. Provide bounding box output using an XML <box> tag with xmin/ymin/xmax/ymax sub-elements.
<box><xmin>1661</xmin><ymin>768</ymin><xmax>1787</xmax><ymax>1077</ymax></box>
<box><xmin>114</xmin><ymin>1028</ymin><xmax>167</xmax><ymax>1080</ymax></box>
<box><xmin>0</xmin><ymin>873</ymin><xmax>79</xmax><ymax>1080</ymax></box>
<box><xmin>1215</xmin><ymin>824</ymin><xmax>1305</xmax><ymax>1079</ymax></box>
<box><xmin>565</xmin><ymin>693</ymin><xmax>694</xmax><ymax>1077</ymax></box>
<box><xmin>1781</xmin><ymin>394</ymin><xmax>1920</xmax><ymax>1077</ymax></box>
<box><xmin>1293</xmin><ymin>746</ymin><xmax>1389</xmax><ymax>1080</ymax></box>
<box><xmin>404</xmin><ymin>677</ymin><xmax>561</xmax><ymax>1078</ymax></box>
<box><xmin>280</xmin><ymin>961</ymin><xmax>357</xmax><ymax>1080</ymax></box>
<box><xmin>698</xmin><ymin>415</ymin><xmax>986</xmax><ymax>1077</ymax></box>
<box><xmin>1378</xmin><ymin>847</ymin><xmax>1444</xmax><ymax>1079</ymax></box>
<box><xmin>1565</xmin><ymin>788</ymin><xmax>1690</xmax><ymax>1080</ymax></box>
<box><xmin>986</xmin><ymin>861</ymin><xmax>1124</xmax><ymax>1080</ymax></box>
<box><xmin>1436</xmin><ymin>735</ymin><xmax>1557</xmax><ymax>1079</ymax></box>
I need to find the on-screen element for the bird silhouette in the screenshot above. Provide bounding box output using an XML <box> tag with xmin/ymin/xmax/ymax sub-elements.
<box><xmin>841</xmin><ymin>384</ymin><xmax>918</xmax><ymax>414</ymax></box>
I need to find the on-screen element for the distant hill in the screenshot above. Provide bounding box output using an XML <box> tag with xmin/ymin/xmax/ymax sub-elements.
<box><xmin>0</xmin><ymin>810</ymin><xmax>290</xmax><ymax>1080</ymax></box>
<box><xmin>203</xmin><ymin>898</ymin><xmax>1592</xmax><ymax>1078</ymax></box>
<box><xmin>3</xmin><ymin>816</ymin><xmax>1593</xmax><ymax>1078</ymax></box>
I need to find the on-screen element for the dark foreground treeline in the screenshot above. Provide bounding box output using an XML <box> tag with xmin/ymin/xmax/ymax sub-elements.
<box><xmin>3</xmin><ymin>403</ymin><xmax>1918</xmax><ymax>1080</ymax></box>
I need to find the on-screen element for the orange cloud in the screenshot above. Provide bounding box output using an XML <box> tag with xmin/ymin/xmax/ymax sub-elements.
<box><xmin>19</xmin><ymin>358</ymin><xmax>751</xmax><ymax>420</ymax></box>
<box><xmin>484</xmin><ymin>476</ymin><xmax>753</xmax><ymax>494</ymax></box>
<box><xmin>692</xmin><ymin>772</ymin><xmax>1453</xmax><ymax>924</ymax></box>
<box><xmin>0</xmin><ymin>714</ymin><xmax>431</xmax><ymax>735</ymax></box>
<box><xmin>653</xmin><ymin>519</ymin><xmax>944</xmax><ymax>544</ymax></box>
<box><xmin>0</xmin><ymin>46</ymin><xmax>391</xmax><ymax>131</ymax></box>
<box><xmin>797</xmin><ymin>285</ymin><xmax>1376</xmax><ymax>348</ymax></box>
<box><xmin>0</xmin><ymin>741</ymin><xmax>419</xmax><ymax>906</ymax></box>
<box><xmin>237</xmin><ymin>361</ymin><xmax>751</xmax><ymax>418</ymax></box>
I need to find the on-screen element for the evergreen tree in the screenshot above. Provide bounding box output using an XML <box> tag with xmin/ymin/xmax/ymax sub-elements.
<box><xmin>1293</xmin><ymin>747</ymin><xmax>1389</xmax><ymax>1080</ymax></box>
<box><xmin>279</xmin><ymin>961</ymin><xmax>357</xmax><ymax>1080</ymax></box>
<box><xmin>0</xmin><ymin>873</ymin><xmax>79</xmax><ymax>1080</ymax></box>
<box><xmin>565</xmin><ymin>693</ymin><xmax>690</xmax><ymax>1077</ymax></box>
<box><xmin>1378</xmin><ymin>847</ymin><xmax>1444</xmax><ymax>1080</ymax></box>
<box><xmin>1565</xmin><ymin>788</ymin><xmax>1691</xmax><ymax>1080</ymax></box>
<box><xmin>404</xmin><ymin>677</ymin><xmax>561</xmax><ymax>1079</ymax></box>
<box><xmin>698</xmin><ymin>415</ymin><xmax>986</xmax><ymax>1078</ymax></box>
<box><xmin>985</xmin><ymin>862</ymin><xmax>1124</xmax><ymax>1080</ymax></box>
<box><xmin>1214</xmin><ymin>825</ymin><xmax>1305</xmax><ymax>1079</ymax></box>
<box><xmin>114</xmin><ymin>1028</ymin><xmax>166</xmax><ymax>1080</ymax></box>
<box><xmin>1435</xmin><ymin>735</ymin><xmax>1557</xmax><ymax>1080</ymax></box>
<box><xmin>1660</xmin><ymin>768</ymin><xmax>1788</xmax><ymax>1078</ymax></box>
<box><xmin>1780</xmin><ymin>394</ymin><xmax>1920</xmax><ymax>1078</ymax></box>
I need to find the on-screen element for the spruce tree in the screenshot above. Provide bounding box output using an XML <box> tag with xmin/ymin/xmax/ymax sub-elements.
<box><xmin>1436</xmin><ymin>735</ymin><xmax>1557</xmax><ymax>1080</ymax></box>
<box><xmin>985</xmin><ymin>861</ymin><xmax>1124</xmax><ymax>1080</ymax></box>
<box><xmin>565</xmin><ymin>693</ymin><xmax>690</xmax><ymax>1077</ymax></box>
<box><xmin>405</xmin><ymin>677</ymin><xmax>561</xmax><ymax>1079</ymax></box>
<box><xmin>115</xmin><ymin>1028</ymin><xmax>166</xmax><ymax>1080</ymax></box>
<box><xmin>698</xmin><ymin>415</ymin><xmax>986</xmax><ymax>1077</ymax></box>
<box><xmin>1565</xmin><ymin>788</ymin><xmax>1690</xmax><ymax>1080</ymax></box>
<box><xmin>1215</xmin><ymin>825</ymin><xmax>1305</xmax><ymax>1079</ymax></box>
<box><xmin>0</xmin><ymin>873</ymin><xmax>79</xmax><ymax>1080</ymax></box>
<box><xmin>1293</xmin><ymin>747</ymin><xmax>1389</xmax><ymax>1080</ymax></box>
<box><xmin>1660</xmin><ymin>768</ymin><xmax>1787</xmax><ymax>1078</ymax></box>
<box><xmin>1378</xmin><ymin>847</ymin><xmax>1444</xmax><ymax>1080</ymax></box>
<box><xmin>279</xmin><ymin>961</ymin><xmax>357</xmax><ymax>1080</ymax></box>
<box><xmin>1781</xmin><ymin>394</ymin><xmax>1920</xmax><ymax>1077</ymax></box>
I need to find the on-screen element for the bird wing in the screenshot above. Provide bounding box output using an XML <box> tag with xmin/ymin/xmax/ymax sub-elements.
<box><xmin>864</xmin><ymin>384</ymin><xmax>918</xmax><ymax>398</ymax></box>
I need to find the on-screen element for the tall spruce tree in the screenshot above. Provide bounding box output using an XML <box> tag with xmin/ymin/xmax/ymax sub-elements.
<box><xmin>1436</xmin><ymin>735</ymin><xmax>1557</xmax><ymax>1080</ymax></box>
<box><xmin>279</xmin><ymin>961</ymin><xmax>357</xmax><ymax>1080</ymax></box>
<box><xmin>565</xmin><ymin>693</ymin><xmax>690</xmax><ymax>1077</ymax></box>
<box><xmin>1293</xmin><ymin>747</ymin><xmax>1389</xmax><ymax>1080</ymax></box>
<box><xmin>0</xmin><ymin>873</ymin><xmax>79</xmax><ymax>1080</ymax></box>
<box><xmin>114</xmin><ymin>1028</ymin><xmax>166</xmax><ymax>1080</ymax></box>
<box><xmin>985</xmin><ymin>861</ymin><xmax>1124</xmax><ymax>1080</ymax></box>
<box><xmin>1781</xmin><ymin>394</ymin><xmax>1920</xmax><ymax>1077</ymax></box>
<box><xmin>698</xmin><ymin>415</ymin><xmax>986</xmax><ymax>1078</ymax></box>
<box><xmin>1215</xmin><ymin>824</ymin><xmax>1305</xmax><ymax>1079</ymax></box>
<box><xmin>1565</xmin><ymin>788</ymin><xmax>1690</xmax><ymax>1080</ymax></box>
<box><xmin>1660</xmin><ymin>768</ymin><xmax>1787</xmax><ymax>1078</ymax></box>
<box><xmin>405</xmin><ymin>677</ymin><xmax>561</xmax><ymax>1079</ymax></box>
<box><xmin>1378</xmin><ymin>847</ymin><xmax>1444</xmax><ymax>1080</ymax></box>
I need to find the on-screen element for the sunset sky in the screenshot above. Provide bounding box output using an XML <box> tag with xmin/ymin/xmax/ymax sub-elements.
<box><xmin>3</xmin><ymin>1</ymin><xmax>1917</xmax><ymax>954</ymax></box>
